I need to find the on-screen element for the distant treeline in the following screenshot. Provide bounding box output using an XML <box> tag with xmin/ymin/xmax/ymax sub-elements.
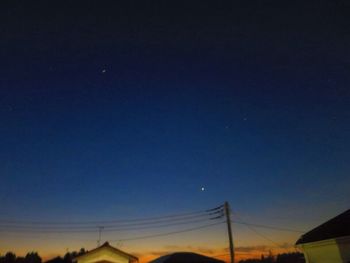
<box><xmin>0</xmin><ymin>252</ymin><xmax>41</xmax><ymax>263</ymax></box>
<box><xmin>45</xmin><ymin>248</ymin><xmax>87</xmax><ymax>263</ymax></box>
<box><xmin>0</xmin><ymin>249</ymin><xmax>87</xmax><ymax>263</ymax></box>
<box><xmin>238</xmin><ymin>252</ymin><xmax>305</xmax><ymax>263</ymax></box>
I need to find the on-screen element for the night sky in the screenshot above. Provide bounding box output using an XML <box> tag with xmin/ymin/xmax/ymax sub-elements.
<box><xmin>1</xmin><ymin>1</ymin><xmax>350</xmax><ymax>262</ymax></box>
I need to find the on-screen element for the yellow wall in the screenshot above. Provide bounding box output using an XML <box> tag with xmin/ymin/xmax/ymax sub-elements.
<box><xmin>77</xmin><ymin>247</ymin><xmax>129</xmax><ymax>263</ymax></box>
<box><xmin>298</xmin><ymin>237</ymin><xmax>350</xmax><ymax>263</ymax></box>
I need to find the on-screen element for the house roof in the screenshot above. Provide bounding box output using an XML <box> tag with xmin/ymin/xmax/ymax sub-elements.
<box><xmin>148</xmin><ymin>252</ymin><xmax>224</xmax><ymax>263</ymax></box>
<box><xmin>296</xmin><ymin>209</ymin><xmax>350</xmax><ymax>245</ymax></box>
<box><xmin>74</xmin><ymin>242</ymin><xmax>138</xmax><ymax>261</ymax></box>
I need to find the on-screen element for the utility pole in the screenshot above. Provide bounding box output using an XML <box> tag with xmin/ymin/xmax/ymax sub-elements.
<box><xmin>97</xmin><ymin>226</ymin><xmax>104</xmax><ymax>247</ymax></box>
<box><xmin>224</xmin><ymin>201</ymin><xmax>234</xmax><ymax>263</ymax></box>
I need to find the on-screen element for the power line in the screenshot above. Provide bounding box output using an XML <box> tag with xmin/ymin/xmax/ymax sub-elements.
<box><xmin>0</xmin><ymin>205</ymin><xmax>224</xmax><ymax>234</ymax></box>
<box><xmin>110</xmin><ymin>221</ymin><xmax>226</xmax><ymax>242</ymax></box>
<box><xmin>0</xmin><ymin>232</ymin><xmax>96</xmax><ymax>242</ymax></box>
<box><xmin>212</xmin><ymin>252</ymin><xmax>253</xmax><ymax>258</ymax></box>
<box><xmin>0</xmin><ymin>212</ymin><xmax>221</xmax><ymax>230</ymax></box>
<box><xmin>0</xmin><ymin>217</ymin><xmax>223</xmax><ymax>233</ymax></box>
<box><xmin>0</xmin><ymin>221</ymin><xmax>225</xmax><ymax>242</ymax></box>
<box><xmin>212</xmin><ymin>253</ymin><xmax>230</xmax><ymax>258</ymax></box>
<box><xmin>0</xmin><ymin>206</ymin><xmax>223</xmax><ymax>226</ymax></box>
<box><xmin>230</xmin><ymin>212</ymin><xmax>293</xmax><ymax>249</ymax></box>
<box><xmin>231</xmin><ymin>220</ymin><xmax>305</xmax><ymax>233</ymax></box>
<box><xmin>242</xmin><ymin>223</ymin><xmax>284</xmax><ymax>248</ymax></box>
<box><xmin>211</xmin><ymin>253</ymin><xmax>230</xmax><ymax>260</ymax></box>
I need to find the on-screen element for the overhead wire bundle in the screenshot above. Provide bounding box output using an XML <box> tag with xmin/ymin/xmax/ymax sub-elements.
<box><xmin>0</xmin><ymin>203</ymin><xmax>304</xmax><ymax>244</ymax></box>
<box><xmin>0</xmin><ymin>205</ymin><xmax>226</xmax><ymax>241</ymax></box>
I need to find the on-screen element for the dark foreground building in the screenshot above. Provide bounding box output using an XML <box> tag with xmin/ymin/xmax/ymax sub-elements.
<box><xmin>149</xmin><ymin>252</ymin><xmax>224</xmax><ymax>263</ymax></box>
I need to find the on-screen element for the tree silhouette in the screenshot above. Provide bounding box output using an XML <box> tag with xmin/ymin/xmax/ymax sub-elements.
<box><xmin>25</xmin><ymin>252</ymin><xmax>41</xmax><ymax>263</ymax></box>
<box><xmin>238</xmin><ymin>252</ymin><xmax>305</xmax><ymax>263</ymax></box>
<box><xmin>3</xmin><ymin>252</ymin><xmax>16</xmax><ymax>263</ymax></box>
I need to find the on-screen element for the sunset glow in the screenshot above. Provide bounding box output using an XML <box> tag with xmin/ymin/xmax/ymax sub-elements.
<box><xmin>1</xmin><ymin>1</ymin><xmax>349</xmax><ymax>263</ymax></box>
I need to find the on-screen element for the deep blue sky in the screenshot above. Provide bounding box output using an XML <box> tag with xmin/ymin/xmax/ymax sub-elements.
<box><xmin>0</xmin><ymin>0</ymin><xmax>350</xmax><ymax>258</ymax></box>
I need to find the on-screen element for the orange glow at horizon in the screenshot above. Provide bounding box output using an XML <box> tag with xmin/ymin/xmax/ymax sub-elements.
<box><xmin>0</xmin><ymin>219</ymin><xmax>302</xmax><ymax>263</ymax></box>
<box><xmin>1</xmin><ymin>242</ymin><xmax>299</xmax><ymax>263</ymax></box>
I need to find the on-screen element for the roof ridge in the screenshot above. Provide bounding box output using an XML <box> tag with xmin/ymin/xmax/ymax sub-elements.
<box><xmin>296</xmin><ymin>209</ymin><xmax>350</xmax><ymax>245</ymax></box>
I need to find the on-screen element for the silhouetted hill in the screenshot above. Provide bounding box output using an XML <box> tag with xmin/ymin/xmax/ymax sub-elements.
<box><xmin>44</xmin><ymin>257</ymin><xmax>64</xmax><ymax>263</ymax></box>
<box><xmin>149</xmin><ymin>252</ymin><xmax>224</xmax><ymax>263</ymax></box>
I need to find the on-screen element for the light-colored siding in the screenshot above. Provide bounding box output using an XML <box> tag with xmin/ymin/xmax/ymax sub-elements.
<box><xmin>77</xmin><ymin>247</ymin><xmax>129</xmax><ymax>263</ymax></box>
<box><xmin>298</xmin><ymin>236</ymin><xmax>350</xmax><ymax>263</ymax></box>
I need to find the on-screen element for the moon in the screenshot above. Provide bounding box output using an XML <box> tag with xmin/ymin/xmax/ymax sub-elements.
<box><xmin>201</xmin><ymin>187</ymin><xmax>205</xmax><ymax>191</ymax></box>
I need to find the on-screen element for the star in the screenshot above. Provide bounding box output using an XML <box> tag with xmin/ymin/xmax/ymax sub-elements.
<box><xmin>102</xmin><ymin>69</ymin><xmax>106</xmax><ymax>73</ymax></box>
<box><xmin>201</xmin><ymin>187</ymin><xmax>205</xmax><ymax>191</ymax></box>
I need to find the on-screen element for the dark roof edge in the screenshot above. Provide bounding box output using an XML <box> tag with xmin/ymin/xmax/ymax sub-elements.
<box><xmin>296</xmin><ymin>209</ymin><xmax>350</xmax><ymax>245</ymax></box>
